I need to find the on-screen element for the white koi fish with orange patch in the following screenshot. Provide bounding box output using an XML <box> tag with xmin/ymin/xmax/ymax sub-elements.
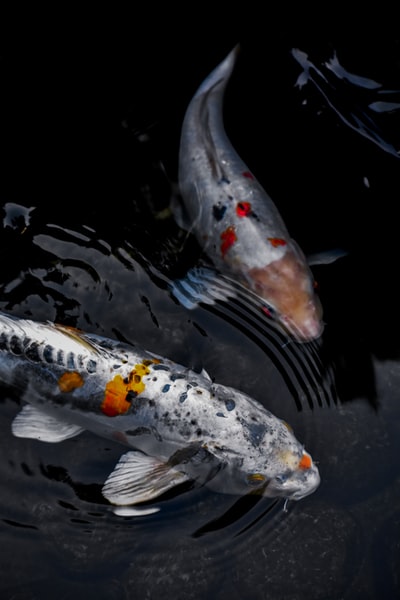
<box><xmin>173</xmin><ymin>45</ymin><xmax>328</xmax><ymax>342</ymax></box>
<box><xmin>0</xmin><ymin>311</ymin><xmax>320</xmax><ymax>515</ymax></box>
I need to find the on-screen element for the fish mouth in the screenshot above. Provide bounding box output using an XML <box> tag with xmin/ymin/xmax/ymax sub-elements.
<box><xmin>248</xmin><ymin>253</ymin><xmax>324</xmax><ymax>343</ymax></box>
<box><xmin>263</xmin><ymin>461</ymin><xmax>321</xmax><ymax>501</ymax></box>
<box><xmin>288</xmin><ymin>469</ymin><xmax>321</xmax><ymax>501</ymax></box>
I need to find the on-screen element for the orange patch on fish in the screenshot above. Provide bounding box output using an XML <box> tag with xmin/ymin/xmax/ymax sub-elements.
<box><xmin>248</xmin><ymin>250</ymin><xmax>323</xmax><ymax>341</ymax></box>
<box><xmin>221</xmin><ymin>226</ymin><xmax>237</xmax><ymax>257</ymax></box>
<box><xmin>58</xmin><ymin>371</ymin><xmax>84</xmax><ymax>392</ymax></box>
<box><xmin>299</xmin><ymin>453</ymin><xmax>312</xmax><ymax>470</ymax></box>
<box><xmin>101</xmin><ymin>363</ymin><xmax>151</xmax><ymax>417</ymax></box>
<box><xmin>268</xmin><ymin>237</ymin><xmax>287</xmax><ymax>248</ymax></box>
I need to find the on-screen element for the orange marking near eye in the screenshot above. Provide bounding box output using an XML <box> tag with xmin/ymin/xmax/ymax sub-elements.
<box><xmin>236</xmin><ymin>201</ymin><xmax>252</xmax><ymax>217</ymax></box>
<box><xmin>58</xmin><ymin>371</ymin><xmax>84</xmax><ymax>392</ymax></box>
<box><xmin>220</xmin><ymin>226</ymin><xmax>237</xmax><ymax>257</ymax></box>
<box><xmin>101</xmin><ymin>363</ymin><xmax>151</xmax><ymax>417</ymax></box>
<box><xmin>299</xmin><ymin>453</ymin><xmax>312</xmax><ymax>470</ymax></box>
<box><xmin>268</xmin><ymin>237</ymin><xmax>287</xmax><ymax>248</ymax></box>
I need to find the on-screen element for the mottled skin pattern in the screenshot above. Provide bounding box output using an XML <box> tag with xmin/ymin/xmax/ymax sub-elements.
<box><xmin>0</xmin><ymin>312</ymin><xmax>320</xmax><ymax>505</ymax></box>
<box><xmin>178</xmin><ymin>46</ymin><xmax>323</xmax><ymax>341</ymax></box>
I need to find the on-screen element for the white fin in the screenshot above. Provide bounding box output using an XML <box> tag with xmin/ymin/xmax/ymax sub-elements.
<box><xmin>200</xmin><ymin>368</ymin><xmax>212</xmax><ymax>382</ymax></box>
<box><xmin>170</xmin><ymin>266</ymin><xmax>237</xmax><ymax>309</ymax></box>
<box><xmin>102</xmin><ymin>450</ymin><xmax>191</xmax><ymax>506</ymax></box>
<box><xmin>12</xmin><ymin>405</ymin><xmax>84</xmax><ymax>442</ymax></box>
<box><xmin>112</xmin><ymin>505</ymin><xmax>160</xmax><ymax>517</ymax></box>
<box><xmin>307</xmin><ymin>248</ymin><xmax>348</xmax><ymax>266</ymax></box>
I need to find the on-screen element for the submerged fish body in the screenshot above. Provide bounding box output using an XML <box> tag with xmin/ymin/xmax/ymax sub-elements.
<box><xmin>0</xmin><ymin>311</ymin><xmax>320</xmax><ymax>514</ymax></box>
<box><xmin>177</xmin><ymin>46</ymin><xmax>323</xmax><ymax>342</ymax></box>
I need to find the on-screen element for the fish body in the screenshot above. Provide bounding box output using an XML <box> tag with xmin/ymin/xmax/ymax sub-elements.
<box><xmin>0</xmin><ymin>311</ymin><xmax>320</xmax><ymax>513</ymax></box>
<box><xmin>177</xmin><ymin>46</ymin><xmax>323</xmax><ymax>341</ymax></box>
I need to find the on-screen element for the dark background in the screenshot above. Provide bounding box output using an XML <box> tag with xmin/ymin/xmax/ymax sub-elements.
<box><xmin>0</xmin><ymin>10</ymin><xmax>400</xmax><ymax>599</ymax></box>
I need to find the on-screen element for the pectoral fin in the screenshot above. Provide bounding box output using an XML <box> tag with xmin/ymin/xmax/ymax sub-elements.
<box><xmin>307</xmin><ymin>248</ymin><xmax>348</xmax><ymax>266</ymax></box>
<box><xmin>170</xmin><ymin>266</ymin><xmax>237</xmax><ymax>309</ymax></box>
<box><xmin>102</xmin><ymin>450</ymin><xmax>191</xmax><ymax>507</ymax></box>
<box><xmin>12</xmin><ymin>404</ymin><xmax>84</xmax><ymax>442</ymax></box>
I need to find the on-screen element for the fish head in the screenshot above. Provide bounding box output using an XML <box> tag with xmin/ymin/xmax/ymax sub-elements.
<box><xmin>248</xmin><ymin>243</ymin><xmax>323</xmax><ymax>342</ymax></box>
<box><xmin>246</xmin><ymin>447</ymin><xmax>321</xmax><ymax>501</ymax></box>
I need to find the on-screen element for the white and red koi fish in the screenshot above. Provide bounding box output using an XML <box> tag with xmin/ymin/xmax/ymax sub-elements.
<box><xmin>174</xmin><ymin>45</ymin><xmax>324</xmax><ymax>342</ymax></box>
<box><xmin>0</xmin><ymin>311</ymin><xmax>320</xmax><ymax>515</ymax></box>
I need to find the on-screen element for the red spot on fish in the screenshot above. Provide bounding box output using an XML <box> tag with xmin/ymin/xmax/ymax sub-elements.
<box><xmin>236</xmin><ymin>201</ymin><xmax>252</xmax><ymax>217</ymax></box>
<box><xmin>261</xmin><ymin>306</ymin><xmax>274</xmax><ymax>319</ymax></box>
<box><xmin>220</xmin><ymin>226</ymin><xmax>237</xmax><ymax>257</ymax></box>
<box><xmin>299</xmin><ymin>453</ymin><xmax>312</xmax><ymax>470</ymax></box>
<box><xmin>268</xmin><ymin>237</ymin><xmax>287</xmax><ymax>248</ymax></box>
<box><xmin>58</xmin><ymin>371</ymin><xmax>84</xmax><ymax>392</ymax></box>
<box><xmin>242</xmin><ymin>171</ymin><xmax>254</xmax><ymax>179</ymax></box>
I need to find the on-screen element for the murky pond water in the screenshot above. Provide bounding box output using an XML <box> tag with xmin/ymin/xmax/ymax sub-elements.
<box><xmin>1</xmin><ymin>26</ymin><xmax>400</xmax><ymax>600</ymax></box>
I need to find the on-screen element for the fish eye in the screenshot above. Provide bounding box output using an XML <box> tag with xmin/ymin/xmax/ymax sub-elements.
<box><xmin>275</xmin><ymin>474</ymin><xmax>287</xmax><ymax>485</ymax></box>
<box><xmin>247</xmin><ymin>473</ymin><xmax>266</xmax><ymax>487</ymax></box>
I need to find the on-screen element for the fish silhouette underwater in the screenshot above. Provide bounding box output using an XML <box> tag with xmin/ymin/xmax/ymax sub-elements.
<box><xmin>172</xmin><ymin>45</ymin><xmax>345</xmax><ymax>342</ymax></box>
<box><xmin>0</xmin><ymin>311</ymin><xmax>320</xmax><ymax>515</ymax></box>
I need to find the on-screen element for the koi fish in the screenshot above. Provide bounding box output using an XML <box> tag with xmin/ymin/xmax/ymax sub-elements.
<box><xmin>0</xmin><ymin>311</ymin><xmax>320</xmax><ymax>515</ymax></box>
<box><xmin>174</xmin><ymin>45</ymin><xmax>324</xmax><ymax>342</ymax></box>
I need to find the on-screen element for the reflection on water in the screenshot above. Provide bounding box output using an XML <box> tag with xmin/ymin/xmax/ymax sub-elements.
<box><xmin>1</xmin><ymin>33</ymin><xmax>400</xmax><ymax>599</ymax></box>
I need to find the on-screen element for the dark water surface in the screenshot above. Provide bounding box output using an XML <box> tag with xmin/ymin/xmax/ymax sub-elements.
<box><xmin>1</xmin><ymin>22</ymin><xmax>400</xmax><ymax>600</ymax></box>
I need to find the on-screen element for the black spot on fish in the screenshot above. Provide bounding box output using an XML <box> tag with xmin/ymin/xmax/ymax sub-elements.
<box><xmin>67</xmin><ymin>352</ymin><xmax>75</xmax><ymax>370</ymax></box>
<box><xmin>162</xmin><ymin>384</ymin><xmax>171</xmax><ymax>393</ymax></box>
<box><xmin>218</xmin><ymin>176</ymin><xmax>230</xmax><ymax>185</ymax></box>
<box><xmin>224</xmin><ymin>398</ymin><xmax>236</xmax><ymax>411</ymax></box>
<box><xmin>25</xmin><ymin>342</ymin><xmax>41</xmax><ymax>362</ymax></box>
<box><xmin>216</xmin><ymin>412</ymin><xmax>227</xmax><ymax>418</ymax></box>
<box><xmin>125</xmin><ymin>390</ymin><xmax>138</xmax><ymax>402</ymax></box>
<box><xmin>43</xmin><ymin>344</ymin><xmax>54</xmax><ymax>363</ymax></box>
<box><xmin>196</xmin><ymin>429</ymin><xmax>202</xmax><ymax>436</ymax></box>
<box><xmin>9</xmin><ymin>335</ymin><xmax>24</xmax><ymax>355</ymax></box>
<box><xmin>170</xmin><ymin>373</ymin><xmax>186</xmax><ymax>382</ymax></box>
<box><xmin>213</xmin><ymin>203</ymin><xmax>227</xmax><ymax>221</ymax></box>
<box><xmin>179</xmin><ymin>392</ymin><xmax>188</xmax><ymax>403</ymax></box>
<box><xmin>86</xmin><ymin>359</ymin><xmax>97</xmax><ymax>374</ymax></box>
<box><xmin>240</xmin><ymin>419</ymin><xmax>270</xmax><ymax>447</ymax></box>
<box><xmin>153</xmin><ymin>364</ymin><xmax>170</xmax><ymax>371</ymax></box>
<box><xmin>250</xmin><ymin>211</ymin><xmax>261</xmax><ymax>222</ymax></box>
